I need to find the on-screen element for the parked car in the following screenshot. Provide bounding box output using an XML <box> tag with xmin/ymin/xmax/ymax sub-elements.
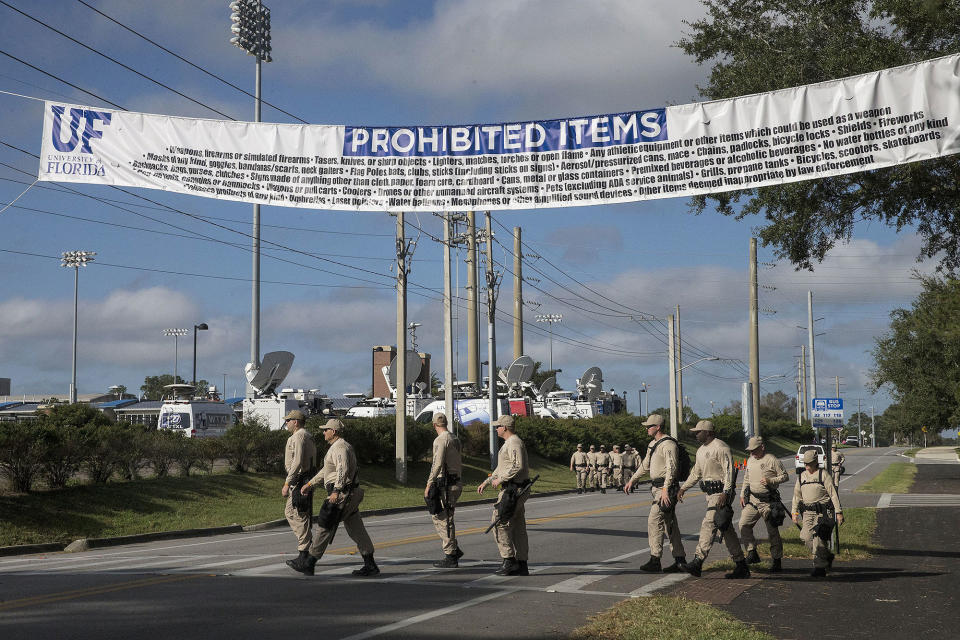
<box><xmin>843</xmin><ymin>436</ymin><xmax>860</xmax><ymax>447</ymax></box>
<box><xmin>795</xmin><ymin>444</ymin><xmax>825</xmax><ymax>474</ymax></box>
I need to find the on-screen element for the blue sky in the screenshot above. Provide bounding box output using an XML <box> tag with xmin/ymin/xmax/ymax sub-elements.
<box><xmin>0</xmin><ymin>0</ymin><xmax>935</xmax><ymax>420</ymax></box>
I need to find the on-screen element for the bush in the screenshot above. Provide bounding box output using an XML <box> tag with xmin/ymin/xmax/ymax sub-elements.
<box><xmin>250</xmin><ymin>429</ymin><xmax>288</xmax><ymax>473</ymax></box>
<box><xmin>222</xmin><ymin>418</ymin><xmax>271</xmax><ymax>472</ymax></box>
<box><xmin>36</xmin><ymin>423</ymin><xmax>86</xmax><ymax>489</ymax></box>
<box><xmin>0</xmin><ymin>421</ymin><xmax>45</xmax><ymax>492</ymax></box>
<box><xmin>305</xmin><ymin>416</ymin><xmax>433</xmax><ymax>465</ymax></box>
<box><xmin>143</xmin><ymin>430</ymin><xmax>183</xmax><ymax>478</ymax></box>
<box><xmin>80</xmin><ymin>423</ymin><xmax>130</xmax><ymax>484</ymax></box>
<box><xmin>173</xmin><ymin>437</ymin><xmax>204</xmax><ymax>477</ymax></box>
<box><xmin>196</xmin><ymin>437</ymin><xmax>224</xmax><ymax>474</ymax></box>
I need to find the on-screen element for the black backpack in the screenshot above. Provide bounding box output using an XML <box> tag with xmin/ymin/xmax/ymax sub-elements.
<box><xmin>649</xmin><ymin>436</ymin><xmax>692</xmax><ymax>482</ymax></box>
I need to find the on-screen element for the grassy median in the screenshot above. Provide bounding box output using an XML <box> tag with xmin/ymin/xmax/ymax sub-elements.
<box><xmin>570</xmin><ymin>596</ymin><xmax>776</xmax><ymax>640</ymax></box>
<box><xmin>856</xmin><ymin>462</ymin><xmax>917</xmax><ymax>494</ymax></box>
<box><xmin>0</xmin><ymin>453</ymin><xmax>574</xmax><ymax>547</ymax></box>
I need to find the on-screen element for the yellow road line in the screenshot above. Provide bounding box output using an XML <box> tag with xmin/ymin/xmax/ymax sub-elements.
<box><xmin>0</xmin><ymin>574</ymin><xmax>205</xmax><ymax>612</ymax></box>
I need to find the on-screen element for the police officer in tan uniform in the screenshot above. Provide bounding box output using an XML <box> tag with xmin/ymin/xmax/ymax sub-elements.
<box><xmin>622</xmin><ymin>445</ymin><xmax>638</xmax><ymax>491</ymax></box>
<box><xmin>739</xmin><ymin>436</ymin><xmax>789</xmax><ymax>572</ymax></box>
<box><xmin>831</xmin><ymin>444</ymin><xmax>845</xmax><ymax>487</ymax></box>
<box><xmin>281</xmin><ymin>410</ymin><xmax>317</xmax><ymax>568</ymax></box>
<box><xmin>597</xmin><ymin>445</ymin><xmax>612</xmax><ymax>493</ymax></box>
<box><xmin>678</xmin><ymin>420</ymin><xmax>750</xmax><ymax>579</ymax></box>
<box><xmin>586</xmin><ymin>444</ymin><xmax>598</xmax><ymax>491</ymax></box>
<box><xmin>289</xmin><ymin>419</ymin><xmax>379</xmax><ymax>577</ymax></box>
<box><xmin>609</xmin><ymin>445</ymin><xmax>624</xmax><ymax>490</ymax></box>
<box><xmin>425</xmin><ymin>413</ymin><xmax>464</xmax><ymax>568</ymax></box>
<box><xmin>478</xmin><ymin>414</ymin><xmax>530</xmax><ymax>576</ymax></box>
<box><xmin>625</xmin><ymin>414</ymin><xmax>686</xmax><ymax>572</ymax></box>
<box><xmin>570</xmin><ymin>443</ymin><xmax>590</xmax><ymax>494</ymax></box>
<box><xmin>792</xmin><ymin>448</ymin><xmax>844</xmax><ymax>577</ymax></box>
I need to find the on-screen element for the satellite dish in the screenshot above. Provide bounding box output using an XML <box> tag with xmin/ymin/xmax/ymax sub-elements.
<box><xmin>579</xmin><ymin>366</ymin><xmax>603</xmax><ymax>402</ymax></box>
<box><xmin>506</xmin><ymin>355</ymin><xmax>536</xmax><ymax>387</ymax></box>
<box><xmin>245</xmin><ymin>351</ymin><xmax>295</xmax><ymax>395</ymax></box>
<box><xmin>388</xmin><ymin>350</ymin><xmax>423</xmax><ymax>388</ymax></box>
<box><xmin>538</xmin><ymin>376</ymin><xmax>556</xmax><ymax>399</ymax></box>
<box><xmin>163</xmin><ymin>383</ymin><xmax>196</xmax><ymax>399</ymax></box>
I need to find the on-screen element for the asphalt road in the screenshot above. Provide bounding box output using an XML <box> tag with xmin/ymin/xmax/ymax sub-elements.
<box><xmin>0</xmin><ymin>446</ymin><xmax>904</xmax><ymax>640</ymax></box>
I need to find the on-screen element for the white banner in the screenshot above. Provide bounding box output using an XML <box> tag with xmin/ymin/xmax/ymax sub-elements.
<box><xmin>39</xmin><ymin>55</ymin><xmax>960</xmax><ymax>212</ymax></box>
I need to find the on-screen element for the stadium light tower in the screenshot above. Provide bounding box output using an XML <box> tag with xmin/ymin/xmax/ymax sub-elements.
<box><xmin>61</xmin><ymin>250</ymin><xmax>95</xmax><ymax>403</ymax></box>
<box><xmin>535</xmin><ymin>313</ymin><xmax>563</xmax><ymax>371</ymax></box>
<box><xmin>163</xmin><ymin>328</ymin><xmax>189</xmax><ymax>381</ymax></box>
<box><xmin>228</xmin><ymin>0</ymin><xmax>272</xmax><ymax>397</ymax></box>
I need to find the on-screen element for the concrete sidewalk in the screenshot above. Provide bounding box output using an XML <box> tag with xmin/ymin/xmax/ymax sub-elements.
<box><xmin>673</xmin><ymin>464</ymin><xmax>960</xmax><ymax>639</ymax></box>
<box><xmin>914</xmin><ymin>446</ymin><xmax>959</xmax><ymax>463</ymax></box>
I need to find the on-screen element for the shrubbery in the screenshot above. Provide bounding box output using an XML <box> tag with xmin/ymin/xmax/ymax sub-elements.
<box><xmin>304</xmin><ymin>415</ymin><xmax>433</xmax><ymax>465</ymax></box>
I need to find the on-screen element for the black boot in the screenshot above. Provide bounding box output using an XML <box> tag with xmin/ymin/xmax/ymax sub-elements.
<box><xmin>662</xmin><ymin>556</ymin><xmax>686</xmax><ymax>573</ymax></box>
<box><xmin>684</xmin><ymin>556</ymin><xmax>703</xmax><ymax>577</ymax></box>
<box><xmin>516</xmin><ymin>560</ymin><xmax>529</xmax><ymax>576</ymax></box>
<box><xmin>285</xmin><ymin>550</ymin><xmax>316</xmax><ymax>576</ymax></box>
<box><xmin>770</xmin><ymin>558</ymin><xmax>782</xmax><ymax>573</ymax></box>
<box><xmin>453</xmin><ymin>547</ymin><xmax>464</xmax><ymax>560</ymax></box>
<box><xmin>810</xmin><ymin>566</ymin><xmax>827</xmax><ymax>578</ymax></box>
<box><xmin>494</xmin><ymin>557</ymin><xmax>520</xmax><ymax>576</ymax></box>
<box><xmin>433</xmin><ymin>554</ymin><xmax>459</xmax><ymax>568</ymax></box>
<box><xmin>638</xmin><ymin>556</ymin><xmax>661</xmax><ymax>573</ymax></box>
<box><xmin>745</xmin><ymin>549</ymin><xmax>761</xmax><ymax>564</ymax></box>
<box><xmin>827</xmin><ymin>551</ymin><xmax>835</xmax><ymax>568</ymax></box>
<box><xmin>725</xmin><ymin>559</ymin><xmax>751</xmax><ymax>579</ymax></box>
<box><xmin>352</xmin><ymin>553</ymin><xmax>380</xmax><ymax>577</ymax></box>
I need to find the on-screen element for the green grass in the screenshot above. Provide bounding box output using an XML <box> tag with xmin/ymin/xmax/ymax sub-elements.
<box><xmin>856</xmin><ymin>462</ymin><xmax>917</xmax><ymax>494</ymax></box>
<box><xmin>570</xmin><ymin>596</ymin><xmax>776</xmax><ymax>640</ymax></box>
<box><xmin>902</xmin><ymin>447</ymin><xmax>921</xmax><ymax>457</ymax></box>
<box><xmin>707</xmin><ymin>507</ymin><xmax>879</xmax><ymax>572</ymax></box>
<box><xmin>0</xmin><ymin>453</ymin><xmax>573</xmax><ymax>547</ymax></box>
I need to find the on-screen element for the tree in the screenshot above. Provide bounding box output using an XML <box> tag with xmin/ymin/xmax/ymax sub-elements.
<box><xmin>870</xmin><ymin>275</ymin><xmax>960</xmax><ymax>432</ymax></box>
<box><xmin>530</xmin><ymin>360</ymin><xmax>563</xmax><ymax>390</ymax></box>
<box><xmin>678</xmin><ymin>0</ymin><xmax>960</xmax><ymax>271</ymax></box>
<box><xmin>140</xmin><ymin>374</ymin><xmax>208</xmax><ymax>400</ymax></box>
<box><xmin>759</xmin><ymin>390</ymin><xmax>796</xmax><ymax>422</ymax></box>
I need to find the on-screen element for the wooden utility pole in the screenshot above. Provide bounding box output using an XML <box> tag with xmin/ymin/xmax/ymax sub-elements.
<box><xmin>513</xmin><ymin>226</ymin><xmax>523</xmax><ymax>360</ymax></box>
<box><xmin>395</xmin><ymin>212</ymin><xmax>408</xmax><ymax>483</ymax></box>
<box><xmin>467</xmin><ymin>212</ymin><xmax>480</xmax><ymax>387</ymax></box>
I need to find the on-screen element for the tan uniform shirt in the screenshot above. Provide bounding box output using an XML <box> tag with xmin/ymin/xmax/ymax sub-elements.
<box><xmin>309</xmin><ymin>437</ymin><xmax>358</xmax><ymax>491</ymax></box>
<box><xmin>791</xmin><ymin>467</ymin><xmax>842</xmax><ymax>515</ymax></box>
<box><xmin>492</xmin><ymin>435</ymin><xmax>529</xmax><ymax>485</ymax></box>
<box><xmin>610</xmin><ymin>451</ymin><xmax>623</xmax><ymax>468</ymax></box>
<box><xmin>284</xmin><ymin>428</ymin><xmax>317</xmax><ymax>485</ymax></box>
<box><xmin>740</xmin><ymin>453</ymin><xmax>789</xmax><ymax>500</ymax></box>
<box><xmin>570</xmin><ymin>451</ymin><xmax>589</xmax><ymax>467</ymax></box>
<box><xmin>427</xmin><ymin>431</ymin><xmax>463</xmax><ymax>487</ymax></box>
<box><xmin>596</xmin><ymin>451</ymin><xmax>611</xmax><ymax>469</ymax></box>
<box><xmin>629</xmin><ymin>436</ymin><xmax>679</xmax><ymax>485</ymax></box>
<box><xmin>621</xmin><ymin>450</ymin><xmax>636</xmax><ymax>469</ymax></box>
<box><xmin>586</xmin><ymin>451</ymin><xmax>597</xmax><ymax>468</ymax></box>
<box><xmin>681</xmin><ymin>437</ymin><xmax>734</xmax><ymax>493</ymax></box>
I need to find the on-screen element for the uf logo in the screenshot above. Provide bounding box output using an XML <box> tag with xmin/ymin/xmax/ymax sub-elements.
<box><xmin>50</xmin><ymin>105</ymin><xmax>112</xmax><ymax>154</ymax></box>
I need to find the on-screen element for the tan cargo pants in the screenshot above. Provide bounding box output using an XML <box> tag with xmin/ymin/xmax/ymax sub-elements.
<box><xmin>574</xmin><ymin>467</ymin><xmax>589</xmax><ymax>489</ymax></box>
<box><xmin>492</xmin><ymin>489</ymin><xmax>529</xmax><ymax>561</ymax></box>
<box><xmin>284</xmin><ymin>494</ymin><xmax>312</xmax><ymax>551</ymax></box>
<box><xmin>431</xmin><ymin>483</ymin><xmax>462</xmax><ymax>555</ymax></box>
<box><xmin>694</xmin><ymin>492</ymin><xmax>744</xmax><ymax>562</ymax></box>
<box><xmin>599</xmin><ymin>467</ymin><xmax>611</xmax><ymax>489</ymax></box>
<box><xmin>648</xmin><ymin>485</ymin><xmax>685</xmax><ymax>559</ymax></box>
<box><xmin>739</xmin><ymin>500</ymin><xmax>783</xmax><ymax>559</ymax></box>
<box><xmin>308</xmin><ymin>487</ymin><xmax>374</xmax><ymax>559</ymax></box>
<box><xmin>799</xmin><ymin>511</ymin><xmax>832</xmax><ymax>568</ymax></box>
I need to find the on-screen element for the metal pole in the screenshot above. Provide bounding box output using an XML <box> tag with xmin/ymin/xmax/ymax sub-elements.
<box><xmin>857</xmin><ymin>398</ymin><xmax>862</xmax><ymax>445</ymax></box>
<box><xmin>800</xmin><ymin>345</ymin><xmax>807</xmax><ymax>423</ymax></box>
<box><xmin>486</xmin><ymin>212</ymin><xmax>498</xmax><ymax>470</ymax></box>
<box><xmin>70</xmin><ymin>265</ymin><xmax>78</xmax><ymax>404</ymax></box>
<box><xmin>871</xmin><ymin>406</ymin><xmax>876</xmax><ymax>447</ymax></box>
<box><xmin>807</xmin><ymin>291</ymin><xmax>817</xmax><ymax>398</ymax></box>
<box><xmin>749</xmin><ymin>238</ymin><xmax>761</xmax><ymax>435</ymax></box>
<box><xmin>667</xmin><ymin>315</ymin><xmax>678</xmax><ymax>438</ymax></box>
<box><xmin>248</xmin><ymin>55</ymin><xmax>262</xmax><ymax>398</ymax></box>
<box><xmin>443</xmin><ymin>214</ymin><xmax>455</xmax><ymax>429</ymax></box>
<box><xmin>395</xmin><ymin>212</ymin><xmax>407</xmax><ymax>483</ymax></box>
<box><xmin>676</xmin><ymin>305</ymin><xmax>683</xmax><ymax>423</ymax></box>
<box><xmin>192</xmin><ymin>326</ymin><xmax>198</xmax><ymax>388</ymax></box>
<box><xmin>174</xmin><ymin>335</ymin><xmax>179</xmax><ymax>381</ymax></box>
<box><xmin>513</xmin><ymin>226</ymin><xmax>523</xmax><ymax>360</ymax></box>
<box><xmin>467</xmin><ymin>211</ymin><xmax>479</xmax><ymax>387</ymax></box>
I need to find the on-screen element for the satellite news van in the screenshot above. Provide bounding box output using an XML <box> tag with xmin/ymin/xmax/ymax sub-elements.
<box><xmin>157</xmin><ymin>384</ymin><xmax>235</xmax><ymax>438</ymax></box>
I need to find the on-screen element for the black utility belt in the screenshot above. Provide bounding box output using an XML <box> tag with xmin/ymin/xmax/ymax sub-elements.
<box><xmin>325</xmin><ymin>482</ymin><xmax>358</xmax><ymax>495</ymax></box>
<box><xmin>575</xmin><ymin>465</ymin><xmax>588</xmax><ymax>469</ymax></box>
<box><xmin>613</xmin><ymin>465</ymin><xmax>622</xmax><ymax>469</ymax></box>
<box><xmin>700</xmin><ymin>481</ymin><xmax>724</xmax><ymax>495</ymax></box>
<box><xmin>798</xmin><ymin>502</ymin><xmax>831</xmax><ymax>515</ymax></box>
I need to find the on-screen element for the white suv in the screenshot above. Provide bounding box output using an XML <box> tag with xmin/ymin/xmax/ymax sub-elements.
<box><xmin>795</xmin><ymin>444</ymin><xmax>826</xmax><ymax>474</ymax></box>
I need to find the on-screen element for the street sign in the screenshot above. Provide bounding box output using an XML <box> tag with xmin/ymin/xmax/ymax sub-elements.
<box><xmin>812</xmin><ymin>397</ymin><xmax>844</xmax><ymax>429</ymax></box>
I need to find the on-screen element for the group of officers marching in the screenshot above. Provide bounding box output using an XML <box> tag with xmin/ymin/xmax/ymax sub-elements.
<box><xmin>278</xmin><ymin>408</ymin><xmax>842</xmax><ymax>581</ymax></box>
<box><xmin>569</xmin><ymin>443</ymin><xmax>639</xmax><ymax>493</ymax></box>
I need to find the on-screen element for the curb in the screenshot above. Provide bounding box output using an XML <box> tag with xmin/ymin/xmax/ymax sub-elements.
<box><xmin>0</xmin><ymin>483</ymin><xmax>648</xmax><ymax>557</ymax></box>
